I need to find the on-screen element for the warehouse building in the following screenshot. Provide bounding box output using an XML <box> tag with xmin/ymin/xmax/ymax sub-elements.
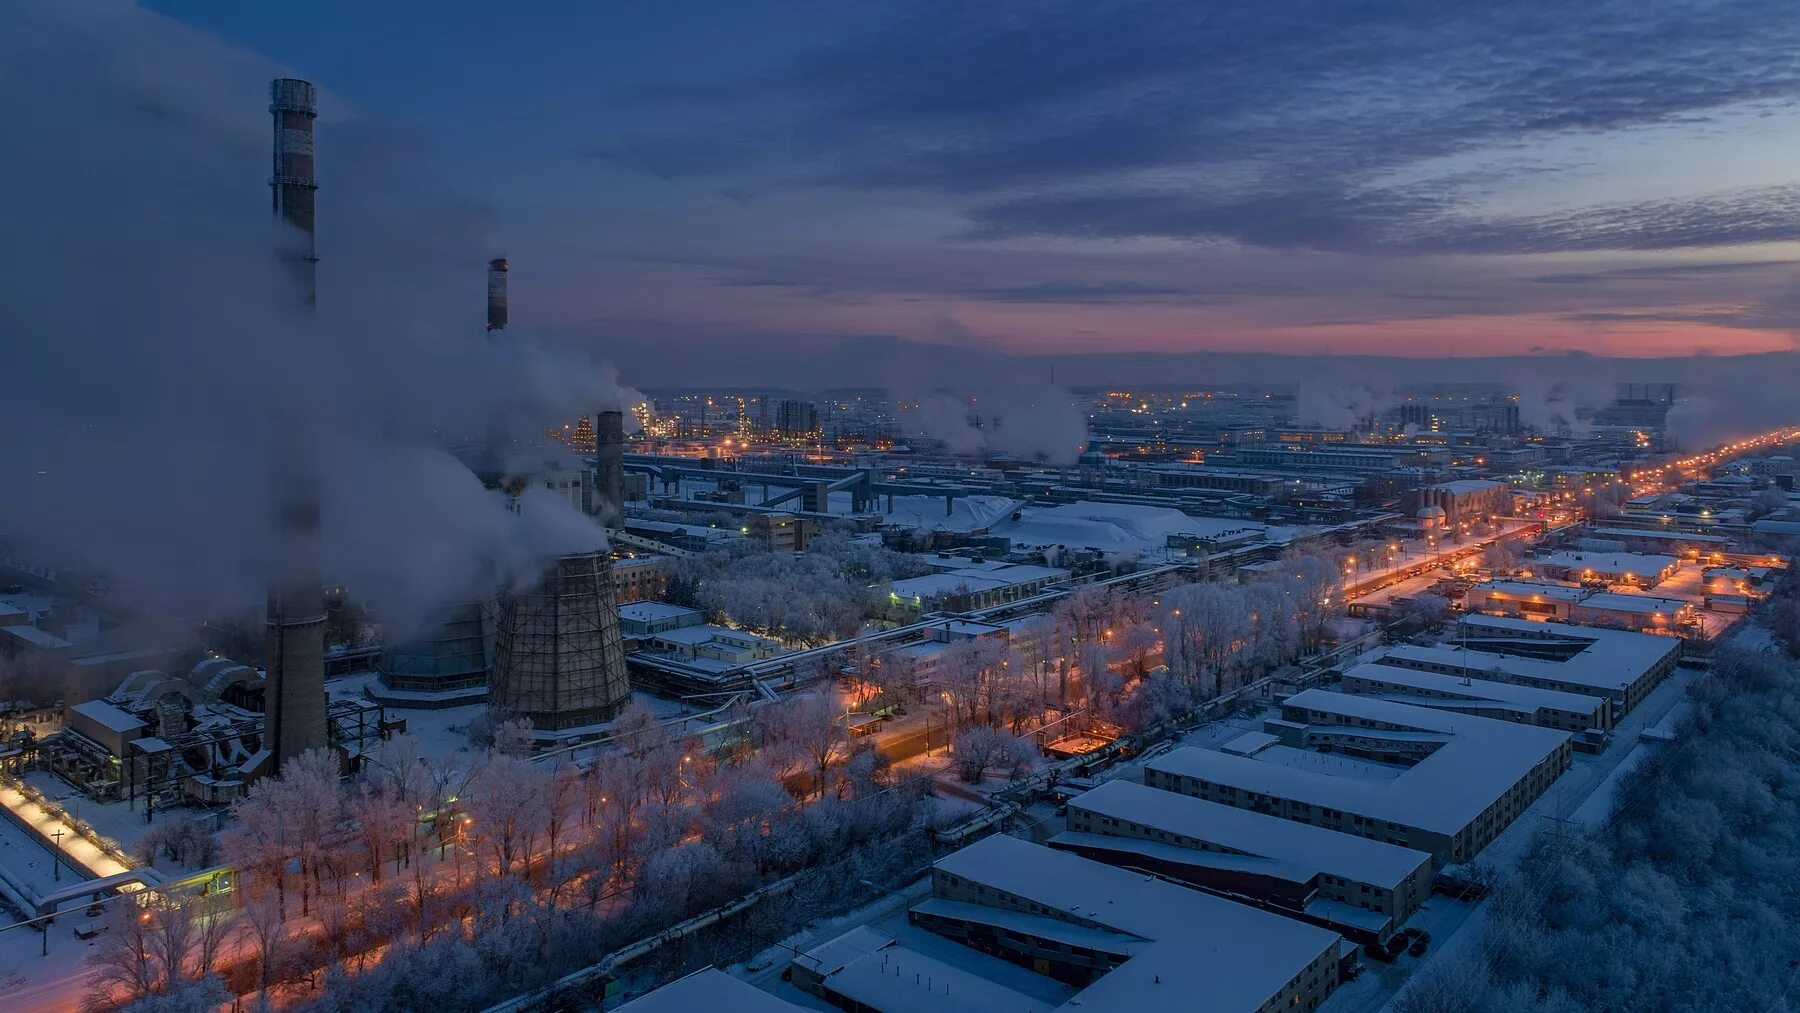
<box><xmin>615</xmin><ymin>969</ymin><xmax>807</xmax><ymax>1013</ymax></box>
<box><xmin>1386</xmin><ymin>615</ymin><xmax>1681</xmax><ymax>716</ymax></box>
<box><xmin>917</xmin><ymin>834</ymin><xmax>1343</xmax><ymax>1012</ymax></box>
<box><xmin>1530</xmin><ymin>550</ymin><xmax>1678</xmax><ymax>587</ymax></box>
<box><xmin>1147</xmin><ymin>690</ymin><xmax>1572</xmax><ymax>866</ymax></box>
<box><xmin>1339</xmin><ymin>662</ymin><xmax>1611</xmax><ymax>743</ymax></box>
<box><xmin>1052</xmin><ymin>779</ymin><xmax>1432</xmax><ymax>943</ymax></box>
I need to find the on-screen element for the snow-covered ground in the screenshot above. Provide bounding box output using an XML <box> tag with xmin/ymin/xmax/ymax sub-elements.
<box><xmin>993</xmin><ymin>500</ymin><xmax>1290</xmax><ymax>556</ymax></box>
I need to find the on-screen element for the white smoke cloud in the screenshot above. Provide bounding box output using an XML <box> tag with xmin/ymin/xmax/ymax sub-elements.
<box><xmin>1294</xmin><ymin>375</ymin><xmax>1393</xmax><ymax>430</ymax></box>
<box><xmin>0</xmin><ymin>2</ymin><xmax>628</xmax><ymax>635</ymax></box>
<box><xmin>905</xmin><ymin>382</ymin><xmax>1089</xmax><ymax>464</ymax></box>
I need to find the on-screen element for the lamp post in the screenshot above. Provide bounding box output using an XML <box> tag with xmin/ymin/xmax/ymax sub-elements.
<box><xmin>51</xmin><ymin>828</ymin><xmax>64</xmax><ymax>882</ymax></box>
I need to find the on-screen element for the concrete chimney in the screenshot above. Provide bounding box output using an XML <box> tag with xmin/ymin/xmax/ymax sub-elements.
<box><xmin>269</xmin><ymin>78</ymin><xmax>319</xmax><ymax>306</ymax></box>
<box><xmin>264</xmin><ymin>78</ymin><xmax>328</xmax><ymax>772</ymax></box>
<box><xmin>596</xmin><ymin>410</ymin><xmax>626</xmax><ymax>525</ymax></box>
<box><xmin>486</xmin><ymin>257</ymin><xmax>509</xmax><ymax>332</ymax></box>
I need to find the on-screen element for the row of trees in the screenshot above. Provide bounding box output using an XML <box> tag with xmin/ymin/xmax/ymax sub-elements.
<box><xmin>94</xmin><ymin>695</ymin><xmax>931</xmax><ymax>1012</ymax></box>
<box><xmin>1396</xmin><ymin>635</ymin><xmax>1800</xmax><ymax>1012</ymax></box>
<box><xmin>858</xmin><ymin>553</ymin><xmax>1347</xmax><ymax>779</ymax></box>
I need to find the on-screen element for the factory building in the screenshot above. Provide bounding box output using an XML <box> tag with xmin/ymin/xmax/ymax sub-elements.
<box><xmin>887</xmin><ymin>563</ymin><xmax>1069</xmax><ymax>613</ymax></box>
<box><xmin>1530</xmin><ymin>550</ymin><xmax>1679</xmax><ymax>587</ymax></box>
<box><xmin>1147</xmin><ymin>690</ymin><xmax>1572</xmax><ymax>867</ymax></box>
<box><xmin>1387</xmin><ymin>615</ymin><xmax>1681</xmax><ymax>716</ymax></box>
<box><xmin>1339</xmin><ymin>662</ymin><xmax>1611</xmax><ymax>742</ymax></box>
<box><xmin>1053</xmin><ymin>780</ymin><xmax>1433</xmax><ymax>943</ymax></box>
<box><xmin>917</xmin><ymin>834</ymin><xmax>1343</xmax><ymax>1012</ymax></box>
<box><xmin>1402</xmin><ymin>479</ymin><xmax>1512</xmax><ymax>528</ymax></box>
<box><xmin>614</xmin><ymin>969</ymin><xmax>807</xmax><ymax>1013</ymax></box>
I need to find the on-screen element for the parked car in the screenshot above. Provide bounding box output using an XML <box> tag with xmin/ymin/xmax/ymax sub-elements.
<box><xmin>1408</xmin><ymin>938</ymin><xmax>1429</xmax><ymax>957</ymax></box>
<box><xmin>1363</xmin><ymin>941</ymin><xmax>1394</xmax><ymax>963</ymax></box>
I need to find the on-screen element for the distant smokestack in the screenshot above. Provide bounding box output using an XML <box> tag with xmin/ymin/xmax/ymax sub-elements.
<box><xmin>269</xmin><ymin>78</ymin><xmax>319</xmax><ymax>305</ymax></box>
<box><xmin>486</xmin><ymin>257</ymin><xmax>509</xmax><ymax>332</ymax></box>
<box><xmin>264</xmin><ymin>79</ymin><xmax>328</xmax><ymax>773</ymax></box>
<box><xmin>596</xmin><ymin>410</ymin><xmax>625</xmax><ymax>524</ymax></box>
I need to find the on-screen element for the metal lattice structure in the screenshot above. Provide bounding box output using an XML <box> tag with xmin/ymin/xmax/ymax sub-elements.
<box><xmin>380</xmin><ymin>598</ymin><xmax>498</xmax><ymax>695</ymax></box>
<box><xmin>492</xmin><ymin>551</ymin><xmax>631</xmax><ymax>729</ymax></box>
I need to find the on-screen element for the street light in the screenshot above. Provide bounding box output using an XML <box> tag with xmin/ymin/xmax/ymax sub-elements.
<box><xmin>51</xmin><ymin>828</ymin><xmax>64</xmax><ymax>882</ymax></box>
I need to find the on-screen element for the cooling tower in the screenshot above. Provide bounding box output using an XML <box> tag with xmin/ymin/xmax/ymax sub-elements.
<box><xmin>491</xmin><ymin>551</ymin><xmax>631</xmax><ymax>730</ymax></box>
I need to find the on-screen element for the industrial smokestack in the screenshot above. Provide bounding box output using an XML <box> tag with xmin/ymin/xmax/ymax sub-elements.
<box><xmin>269</xmin><ymin>78</ymin><xmax>319</xmax><ymax>305</ymax></box>
<box><xmin>264</xmin><ymin>78</ymin><xmax>328</xmax><ymax>773</ymax></box>
<box><xmin>596</xmin><ymin>410</ymin><xmax>625</xmax><ymax>525</ymax></box>
<box><xmin>486</xmin><ymin>257</ymin><xmax>509</xmax><ymax>332</ymax></box>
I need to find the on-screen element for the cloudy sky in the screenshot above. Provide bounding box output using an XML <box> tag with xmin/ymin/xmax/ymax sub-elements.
<box><xmin>131</xmin><ymin>1</ymin><xmax>1800</xmax><ymax>376</ymax></box>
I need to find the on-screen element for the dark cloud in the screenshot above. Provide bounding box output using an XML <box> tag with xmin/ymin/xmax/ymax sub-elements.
<box><xmin>609</xmin><ymin>0</ymin><xmax>1800</xmax><ymax>253</ymax></box>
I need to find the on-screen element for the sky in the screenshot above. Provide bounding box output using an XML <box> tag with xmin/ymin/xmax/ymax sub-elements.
<box><xmin>82</xmin><ymin>1</ymin><xmax>1800</xmax><ymax>380</ymax></box>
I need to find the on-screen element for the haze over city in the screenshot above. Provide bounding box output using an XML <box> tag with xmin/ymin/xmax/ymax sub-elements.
<box><xmin>6</xmin><ymin>3</ymin><xmax>1800</xmax><ymax>1013</ymax></box>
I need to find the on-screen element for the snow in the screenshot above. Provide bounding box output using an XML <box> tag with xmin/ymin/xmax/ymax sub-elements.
<box><xmin>1151</xmin><ymin>690</ymin><xmax>1572</xmax><ymax>839</ymax></box>
<box><xmin>66</xmin><ymin>700</ymin><xmax>144</xmax><ymax>736</ymax></box>
<box><xmin>1064</xmin><ymin>780</ymin><xmax>1431</xmax><ymax>888</ymax></box>
<box><xmin>933</xmin><ymin>834</ymin><xmax>1340</xmax><ymax>1012</ymax></box>
<box><xmin>881</xmin><ymin>494</ymin><xmax>1021</xmax><ymax>533</ymax></box>
<box><xmin>617</xmin><ymin>969</ymin><xmax>810</xmax><ymax>1012</ymax></box>
<box><xmin>991</xmin><ymin>500</ymin><xmax>1276</xmax><ymax>556</ymax></box>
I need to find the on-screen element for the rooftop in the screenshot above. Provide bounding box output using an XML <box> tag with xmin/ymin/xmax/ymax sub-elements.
<box><xmin>1345</xmin><ymin>661</ymin><xmax>1606</xmax><ymax>715</ymax></box>
<box><xmin>1472</xmin><ymin>580</ymin><xmax>1590</xmax><ymax>602</ymax></box>
<box><xmin>614</xmin><ymin>969</ymin><xmax>807</xmax><ymax>1013</ymax></box>
<box><xmin>68</xmin><ymin>699</ymin><xmax>147</xmax><ymax>736</ymax></box>
<box><xmin>617</xmin><ymin>601</ymin><xmax>703</xmax><ymax>624</ymax></box>
<box><xmin>932</xmin><ymin>834</ymin><xmax>1340</xmax><ymax>1013</ymax></box>
<box><xmin>1064</xmin><ymin>779</ymin><xmax>1429</xmax><ymax>888</ymax></box>
<box><xmin>1533</xmin><ymin>550</ymin><xmax>1678</xmax><ymax>576</ymax></box>
<box><xmin>1149</xmin><ymin>689</ymin><xmax>1570</xmax><ymax>837</ymax></box>
<box><xmin>1578</xmin><ymin>592</ymin><xmax>1690</xmax><ymax>615</ymax></box>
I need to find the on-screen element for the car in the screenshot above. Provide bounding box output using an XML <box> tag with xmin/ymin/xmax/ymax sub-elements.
<box><xmin>1401</xmin><ymin>927</ymin><xmax>1423</xmax><ymax>940</ymax></box>
<box><xmin>1408</xmin><ymin>938</ymin><xmax>1429</xmax><ymax>957</ymax></box>
<box><xmin>1363</xmin><ymin>941</ymin><xmax>1394</xmax><ymax>963</ymax></box>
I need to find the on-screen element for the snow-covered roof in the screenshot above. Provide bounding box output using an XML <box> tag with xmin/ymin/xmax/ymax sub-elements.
<box><xmin>618</xmin><ymin>602</ymin><xmax>704</xmax><ymax>624</ymax></box>
<box><xmin>1345</xmin><ymin>661</ymin><xmax>1606</xmax><ymax>716</ymax></box>
<box><xmin>797</xmin><ymin>927</ymin><xmax>1054</xmax><ymax>1013</ymax></box>
<box><xmin>1578</xmin><ymin>592</ymin><xmax>1689</xmax><ymax>615</ymax></box>
<box><xmin>882</xmin><ymin>494</ymin><xmax>1020</xmax><ymax>533</ymax></box>
<box><xmin>1589</xmin><ymin>526</ymin><xmax>1729</xmax><ymax>544</ymax></box>
<box><xmin>889</xmin><ymin>564</ymin><xmax>1069</xmax><ymax>602</ymax></box>
<box><xmin>933</xmin><ymin>835</ymin><xmax>1339</xmax><ymax>1013</ymax></box>
<box><xmin>1426</xmin><ymin>479</ymin><xmax>1507</xmax><ymax>494</ymax></box>
<box><xmin>1457</xmin><ymin>614</ymin><xmax>1682</xmax><ymax>687</ymax></box>
<box><xmin>614</xmin><ymin>969</ymin><xmax>807</xmax><ymax>1013</ymax></box>
<box><xmin>1471</xmin><ymin>580</ymin><xmax>1590</xmax><ymax>602</ymax></box>
<box><xmin>1</xmin><ymin>625</ymin><xmax>71</xmax><ymax>651</ymax></box>
<box><xmin>992</xmin><ymin>500</ymin><xmax>1277</xmax><ymax>555</ymax></box>
<box><xmin>68</xmin><ymin>699</ymin><xmax>147</xmax><ymax>735</ymax></box>
<box><xmin>1150</xmin><ymin>690</ymin><xmax>1570</xmax><ymax>838</ymax></box>
<box><xmin>1064</xmin><ymin>779</ymin><xmax>1430</xmax><ymax>888</ymax></box>
<box><xmin>1534</xmin><ymin>550</ymin><xmax>1678</xmax><ymax>576</ymax></box>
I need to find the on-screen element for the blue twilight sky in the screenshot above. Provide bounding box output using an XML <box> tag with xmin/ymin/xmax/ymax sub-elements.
<box><xmin>112</xmin><ymin>1</ymin><xmax>1800</xmax><ymax>379</ymax></box>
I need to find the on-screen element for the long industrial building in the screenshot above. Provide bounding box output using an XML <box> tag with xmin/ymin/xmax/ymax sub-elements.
<box><xmin>1379</xmin><ymin>615</ymin><xmax>1681</xmax><ymax>717</ymax></box>
<box><xmin>917</xmin><ymin>834</ymin><xmax>1343</xmax><ymax>1012</ymax></box>
<box><xmin>1147</xmin><ymin>690</ymin><xmax>1572</xmax><ymax>866</ymax></box>
<box><xmin>1051</xmin><ymin>779</ymin><xmax>1432</xmax><ymax>943</ymax></box>
<box><xmin>1339</xmin><ymin>661</ymin><xmax>1612</xmax><ymax>739</ymax></box>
